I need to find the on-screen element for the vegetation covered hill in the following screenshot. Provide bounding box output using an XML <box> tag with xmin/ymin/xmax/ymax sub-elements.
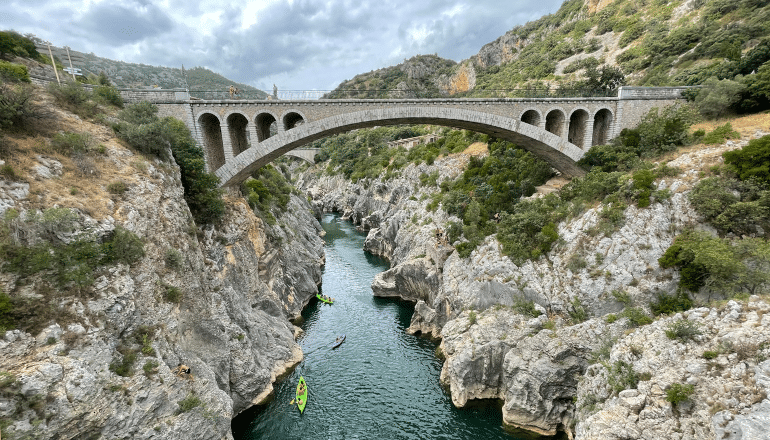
<box><xmin>329</xmin><ymin>0</ymin><xmax>770</xmax><ymax>109</ymax></box>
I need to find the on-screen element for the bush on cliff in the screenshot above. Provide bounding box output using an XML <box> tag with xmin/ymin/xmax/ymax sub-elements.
<box><xmin>113</xmin><ymin>103</ymin><xmax>224</xmax><ymax>225</ymax></box>
<box><xmin>0</xmin><ymin>82</ymin><xmax>35</xmax><ymax>130</ymax></box>
<box><xmin>659</xmin><ymin>229</ymin><xmax>770</xmax><ymax>296</ymax></box>
<box><xmin>723</xmin><ymin>135</ymin><xmax>770</xmax><ymax>185</ymax></box>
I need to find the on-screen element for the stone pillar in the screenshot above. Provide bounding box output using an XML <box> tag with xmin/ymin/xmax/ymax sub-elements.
<box><xmin>612</xmin><ymin>99</ymin><xmax>626</xmax><ymax>140</ymax></box>
<box><xmin>248</xmin><ymin>123</ymin><xmax>260</xmax><ymax>150</ymax></box>
<box><xmin>220</xmin><ymin>122</ymin><xmax>234</xmax><ymax>161</ymax></box>
<box><xmin>583</xmin><ymin>117</ymin><xmax>595</xmax><ymax>149</ymax></box>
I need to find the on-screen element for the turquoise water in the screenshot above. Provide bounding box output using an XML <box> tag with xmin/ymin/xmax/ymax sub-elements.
<box><xmin>232</xmin><ymin>214</ymin><xmax>525</xmax><ymax>439</ymax></box>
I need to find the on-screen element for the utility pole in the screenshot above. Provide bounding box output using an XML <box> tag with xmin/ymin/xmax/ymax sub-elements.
<box><xmin>64</xmin><ymin>46</ymin><xmax>76</xmax><ymax>81</ymax></box>
<box><xmin>46</xmin><ymin>42</ymin><xmax>61</xmax><ymax>85</ymax></box>
<box><xmin>181</xmin><ymin>64</ymin><xmax>190</xmax><ymax>91</ymax></box>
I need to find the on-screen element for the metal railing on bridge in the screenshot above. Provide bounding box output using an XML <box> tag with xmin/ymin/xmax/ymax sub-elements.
<box><xmin>187</xmin><ymin>87</ymin><xmax>620</xmax><ymax>101</ymax></box>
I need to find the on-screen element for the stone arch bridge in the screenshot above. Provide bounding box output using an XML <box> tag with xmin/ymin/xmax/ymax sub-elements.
<box><xmin>143</xmin><ymin>87</ymin><xmax>689</xmax><ymax>188</ymax></box>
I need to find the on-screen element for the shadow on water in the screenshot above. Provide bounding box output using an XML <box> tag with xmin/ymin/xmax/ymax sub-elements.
<box><xmin>231</xmin><ymin>213</ymin><xmax>568</xmax><ymax>440</ymax></box>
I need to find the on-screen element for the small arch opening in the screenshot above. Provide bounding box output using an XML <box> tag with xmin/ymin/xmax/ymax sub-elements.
<box><xmin>199</xmin><ymin>113</ymin><xmax>225</xmax><ymax>171</ymax></box>
<box><xmin>521</xmin><ymin>110</ymin><xmax>540</xmax><ymax>127</ymax></box>
<box><xmin>256</xmin><ymin>112</ymin><xmax>278</xmax><ymax>142</ymax></box>
<box><xmin>227</xmin><ymin>113</ymin><xmax>250</xmax><ymax>156</ymax></box>
<box><xmin>545</xmin><ymin>110</ymin><xmax>565</xmax><ymax>137</ymax></box>
<box><xmin>283</xmin><ymin>112</ymin><xmax>305</xmax><ymax>131</ymax></box>
<box><xmin>568</xmin><ymin>109</ymin><xmax>589</xmax><ymax>149</ymax></box>
<box><xmin>592</xmin><ymin>109</ymin><xmax>613</xmax><ymax>146</ymax></box>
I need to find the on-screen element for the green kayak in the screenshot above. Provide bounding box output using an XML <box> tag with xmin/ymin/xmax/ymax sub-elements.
<box><xmin>296</xmin><ymin>376</ymin><xmax>307</xmax><ymax>413</ymax></box>
<box><xmin>316</xmin><ymin>293</ymin><xmax>334</xmax><ymax>304</ymax></box>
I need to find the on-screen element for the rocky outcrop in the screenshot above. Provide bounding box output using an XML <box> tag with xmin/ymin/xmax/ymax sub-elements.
<box><xmin>575</xmin><ymin>300</ymin><xmax>770</xmax><ymax>440</ymax></box>
<box><xmin>0</xmin><ymin>133</ymin><xmax>323</xmax><ymax>438</ymax></box>
<box><xmin>299</xmin><ymin>130</ymin><xmax>770</xmax><ymax>439</ymax></box>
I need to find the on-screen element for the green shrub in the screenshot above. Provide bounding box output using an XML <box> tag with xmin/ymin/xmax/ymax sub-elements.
<box><xmin>102</xmin><ymin>226</ymin><xmax>145</xmax><ymax>266</ymax></box>
<box><xmin>651</xmin><ymin>291</ymin><xmax>692</xmax><ymax>316</ymax></box>
<box><xmin>92</xmin><ymin>85</ymin><xmax>123</xmax><ymax>107</ymax></box>
<box><xmin>177</xmin><ymin>393</ymin><xmax>202</xmax><ymax>414</ymax></box>
<box><xmin>468</xmin><ymin>310</ymin><xmax>477</xmax><ymax>325</ymax></box>
<box><xmin>51</xmin><ymin>132</ymin><xmax>93</xmax><ymax>155</ymax></box>
<box><xmin>607</xmin><ymin>360</ymin><xmax>639</xmax><ymax>394</ymax></box>
<box><xmin>569</xmin><ymin>298</ymin><xmax>589</xmax><ymax>323</ymax></box>
<box><xmin>666</xmin><ymin>383</ymin><xmax>694</xmax><ymax>406</ymax></box>
<box><xmin>163</xmin><ymin>284</ymin><xmax>182</xmax><ymax>303</ymax></box>
<box><xmin>623</xmin><ymin>307</ymin><xmax>653</xmax><ymax>327</ymax></box>
<box><xmin>47</xmin><ymin>81</ymin><xmax>97</xmax><ymax>118</ymax></box>
<box><xmin>0</xmin><ymin>60</ymin><xmax>30</xmax><ymax>82</ymax></box>
<box><xmin>109</xmin><ymin>348</ymin><xmax>137</xmax><ymax>377</ymax></box>
<box><xmin>0</xmin><ymin>82</ymin><xmax>34</xmax><ymax>130</ymax></box>
<box><xmin>612</xmin><ymin>290</ymin><xmax>632</xmax><ymax>306</ymax></box>
<box><xmin>702</xmin><ymin>123</ymin><xmax>740</xmax><ymax>145</ymax></box>
<box><xmin>0</xmin><ymin>291</ymin><xmax>14</xmax><ymax>331</ymax></box>
<box><xmin>513</xmin><ymin>297</ymin><xmax>542</xmax><ymax>318</ymax></box>
<box><xmin>115</xmin><ymin>120</ymin><xmax>171</xmax><ymax>160</ymax></box>
<box><xmin>165</xmin><ymin>249</ymin><xmax>183</xmax><ymax>271</ymax></box>
<box><xmin>658</xmin><ymin>229</ymin><xmax>755</xmax><ymax>293</ymax></box>
<box><xmin>695</xmin><ymin>77</ymin><xmax>745</xmax><ymax>119</ymax></box>
<box><xmin>117</xmin><ymin>101</ymin><xmax>158</xmax><ymax>125</ymax></box>
<box><xmin>723</xmin><ymin>135</ymin><xmax>770</xmax><ymax>185</ymax></box>
<box><xmin>107</xmin><ymin>181</ymin><xmax>128</xmax><ymax>195</ymax></box>
<box><xmin>0</xmin><ymin>164</ymin><xmax>17</xmax><ymax>180</ymax></box>
<box><xmin>0</xmin><ymin>31</ymin><xmax>40</xmax><ymax>59</ymax></box>
<box><xmin>143</xmin><ymin>360</ymin><xmax>159</xmax><ymax>377</ymax></box>
<box><xmin>703</xmin><ymin>350</ymin><xmax>719</xmax><ymax>360</ymax></box>
<box><xmin>665</xmin><ymin>319</ymin><xmax>702</xmax><ymax>342</ymax></box>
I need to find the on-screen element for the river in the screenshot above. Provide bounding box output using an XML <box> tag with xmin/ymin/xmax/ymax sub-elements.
<box><xmin>232</xmin><ymin>213</ymin><xmax>525</xmax><ymax>439</ymax></box>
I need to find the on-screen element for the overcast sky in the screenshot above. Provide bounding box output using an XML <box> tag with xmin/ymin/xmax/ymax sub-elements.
<box><xmin>1</xmin><ymin>0</ymin><xmax>564</xmax><ymax>92</ymax></box>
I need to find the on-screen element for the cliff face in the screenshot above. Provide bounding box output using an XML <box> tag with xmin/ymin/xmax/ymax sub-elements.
<box><xmin>0</xmin><ymin>93</ymin><xmax>323</xmax><ymax>439</ymax></box>
<box><xmin>299</xmin><ymin>129</ymin><xmax>770</xmax><ymax>439</ymax></box>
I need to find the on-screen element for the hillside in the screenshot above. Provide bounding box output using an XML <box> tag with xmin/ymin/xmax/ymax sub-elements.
<box><xmin>4</xmin><ymin>35</ymin><xmax>269</xmax><ymax>97</ymax></box>
<box><xmin>329</xmin><ymin>0</ymin><xmax>770</xmax><ymax>103</ymax></box>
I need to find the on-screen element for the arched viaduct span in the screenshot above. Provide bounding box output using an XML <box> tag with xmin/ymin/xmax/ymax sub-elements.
<box><xmin>149</xmin><ymin>87</ymin><xmax>691</xmax><ymax>188</ymax></box>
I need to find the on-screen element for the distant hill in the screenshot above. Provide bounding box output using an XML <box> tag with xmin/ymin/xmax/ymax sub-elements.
<box><xmin>29</xmin><ymin>43</ymin><xmax>267</xmax><ymax>98</ymax></box>
<box><xmin>329</xmin><ymin>0</ymin><xmax>770</xmax><ymax>100</ymax></box>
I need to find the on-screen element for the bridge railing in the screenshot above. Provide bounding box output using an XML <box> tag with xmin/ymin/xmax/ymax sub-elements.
<box><xmin>187</xmin><ymin>88</ymin><xmax>620</xmax><ymax>101</ymax></box>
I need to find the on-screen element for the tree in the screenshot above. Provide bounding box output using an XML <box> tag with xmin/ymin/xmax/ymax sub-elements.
<box><xmin>584</xmin><ymin>65</ymin><xmax>625</xmax><ymax>93</ymax></box>
<box><xmin>694</xmin><ymin>76</ymin><xmax>746</xmax><ymax>118</ymax></box>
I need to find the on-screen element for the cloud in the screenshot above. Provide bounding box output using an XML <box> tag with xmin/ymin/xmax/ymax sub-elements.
<box><xmin>0</xmin><ymin>0</ymin><xmax>565</xmax><ymax>91</ymax></box>
<box><xmin>76</xmin><ymin>1</ymin><xmax>174</xmax><ymax>44</ymax></box>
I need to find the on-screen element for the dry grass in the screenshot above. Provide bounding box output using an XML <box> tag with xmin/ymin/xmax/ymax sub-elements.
<box><xmin>657</xmin><ymin>112</ymin><xmax>770</xmax><ymax>177</ymax></box>
<box><xmin>690</xmin><ymin>112</ymin><xmax>770</xmax><ymax>137</ymax></box>
<box><xmin>462</xmin><ymin>142</ymin><xmax>489</xmax><ymax>156</ymax></box>
<box><xmin>1</xmin><ymin>84</ymin><xmax>159</xmax><ymax>220</ymax></box>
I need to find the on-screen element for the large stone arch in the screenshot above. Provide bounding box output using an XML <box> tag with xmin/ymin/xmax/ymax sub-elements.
<box><xmin>282</xmin><ymin>111</ymin><xmax>306</xmax><ymax>131</ymax></box>
<box><xmin>255</xmin><ymin>111</ymin><xmax>278</xmax><ymax>142</ymax></box>
<box><xmin>545</xmin><ymin>109</ymin><xmax>566</xmax><ymax>137</ymax></box>
<box><xmin>568</xmin><ymin>108</ymin><xmax>590</xmax><ymax>149</ymax></box>
<box><xmin>226</xmin><ymin>112</ymin><xmax>249</xmax><ymax>157</ymax></box>
<box><xmin>198</xmin><ymin>112</ymin><xmax>225</xmax><ymax>171</ymax></box>
<box><xmin>215</xmin><ymin>107</ymin><xmax>586</xmax><ymax>188</ymax></box>
<box><xmin>521</xmin><ymin>109</ymin><xmax>541</xmax><ymax>127</ymax></box>
<box><xmin>592</xmin><ymin>108</ymin><xmax>614</xmax><ymax>146</ymax></box>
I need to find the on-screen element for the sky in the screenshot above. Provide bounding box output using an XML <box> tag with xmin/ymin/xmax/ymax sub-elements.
<box><xmin>1</xmin><ymin>0</ymin><xmax>565</xmax><ymax>93</ymax></box>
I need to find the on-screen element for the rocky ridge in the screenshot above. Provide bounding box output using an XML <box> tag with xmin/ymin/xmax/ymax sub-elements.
<box><xmin>0</xmin><ymin>97</ymin><xmax>324</xmax><ymax>439</ymax></box>
<box><xmin>298</xmin><ymin>130</ymin><xmax>770</xmax><ymax>439</ymax></box>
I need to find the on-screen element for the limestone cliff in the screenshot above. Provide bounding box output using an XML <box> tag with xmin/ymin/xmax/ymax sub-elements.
<box><xmin>0</xmin><ymin>88</ymin><xmax>323</xmax><ymax>439</ymax></box>
<box><xmin>298</xmin><ymin>126</ymin><xmax>770</xmax><ymax>439</ymax></box>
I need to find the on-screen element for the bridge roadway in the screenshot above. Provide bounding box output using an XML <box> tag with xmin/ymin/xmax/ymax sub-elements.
<box><xmin>144</xmin><ymin>87</ymin><xmax>690</xmax><ymax>188</ymax></box>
